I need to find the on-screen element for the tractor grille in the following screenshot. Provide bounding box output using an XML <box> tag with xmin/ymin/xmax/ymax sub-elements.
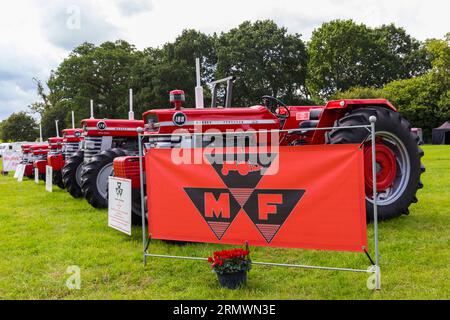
<box><xmin>64</xmin><ymin>142</ymin><xmax>81</xmax><ymax>158</ymax></box>
<box><xmin>84</xmin><ymin>137</ymin><xmax>103</xmax><ymax>163</ymax></box>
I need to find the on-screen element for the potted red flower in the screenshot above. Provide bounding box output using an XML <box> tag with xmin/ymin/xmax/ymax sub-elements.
<box><xmin>208</xmin><ymin>248</ymin><xmax>252</xmax><ymax>289</ymax></box>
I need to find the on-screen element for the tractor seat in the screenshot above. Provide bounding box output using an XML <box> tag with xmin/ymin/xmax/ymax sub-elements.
<box><xmin>299</xmin><ymin>120</ymin><xmax>319</xmax><ymax>129</ymax></box>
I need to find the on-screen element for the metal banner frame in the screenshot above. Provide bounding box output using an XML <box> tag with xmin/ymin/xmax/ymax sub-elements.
<box><xmin>137</xmin><ymin>117</ymin><xmax>381</xmax><ymax>290</ymax></box>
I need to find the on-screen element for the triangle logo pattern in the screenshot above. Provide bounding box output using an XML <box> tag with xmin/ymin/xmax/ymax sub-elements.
<box><xmin>205</xmin><ymin>153</ymin><xmax>278</xmax><ymax>189</ymax></box>
<box><xmin>243</xmin><ymin>189</ymin><xmax>305</xmax><ymax>243</ymax></box>
<box><xmin>184</xmin><ymin>188</ymin><xmax>241</xmax><ymax>240</ymax></box>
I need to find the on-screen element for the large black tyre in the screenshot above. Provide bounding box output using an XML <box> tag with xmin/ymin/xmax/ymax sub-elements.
<box><xmin>327</xmin><ymin>107</ymin><xmax>425</xmax><ymax>221</ymax></box>
<box><xmin>62</xmin><ymin>150</ymin><xmax>84</xmax><ymax>198</ymax></box>
<box><xmin>131</xmin><ymin>190</ymin><xmax>147</xmax><ymax>226</ymax></box>
<box><xmin>52</xmin><ymin>170</ymin><xmax>65</xmax><ymax>189</ymax></box>
<box><xmin>81</xmin><ymin>148</ymin><xmax>126</xmax><ymax>208</ymax></box>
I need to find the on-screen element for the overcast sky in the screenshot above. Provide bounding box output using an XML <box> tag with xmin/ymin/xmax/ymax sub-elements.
<box><xmin>0</xmin><ymin>0</ymin><xmax>448</xmax><ymax>120</ymax></box>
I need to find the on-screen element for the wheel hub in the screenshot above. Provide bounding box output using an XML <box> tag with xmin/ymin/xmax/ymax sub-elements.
<box><xmin>364</xmin><ymin>143</ymin><xmax>397</xmax><ymax>193</ymax></box>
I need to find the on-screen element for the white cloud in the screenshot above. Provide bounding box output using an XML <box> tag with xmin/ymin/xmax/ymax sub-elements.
<box><xmin>39</xmin><ymin>0</ymin><xmax>121</xmax><ymax>50</ymax></box>
<box><xmin>115</xmin><ymin>0</ymin><xmax>154</xmax><ymax>16</ymax></box>
<box><xmin>0</xmin><ymin>0</ymin><xmax>449</xmax><ymax>120</ymax></box>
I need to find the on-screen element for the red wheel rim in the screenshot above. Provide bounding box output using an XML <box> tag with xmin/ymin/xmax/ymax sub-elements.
<box><xmin>364</xmin><ymin>142</ymin><xmax>397</xmax><ymax>193</ymax></box>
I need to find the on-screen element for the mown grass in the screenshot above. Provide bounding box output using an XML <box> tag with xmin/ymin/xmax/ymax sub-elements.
<box><xmin>0</xmin><ymin>145</ymin><xmax>448</xmax><ymax>300</ymax></box>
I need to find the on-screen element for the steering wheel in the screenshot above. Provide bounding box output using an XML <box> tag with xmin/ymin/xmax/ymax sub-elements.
<box><xmin>261</xmin><ymin>95</ymin><xmax>290</xmax><ymax>119</ymax></box>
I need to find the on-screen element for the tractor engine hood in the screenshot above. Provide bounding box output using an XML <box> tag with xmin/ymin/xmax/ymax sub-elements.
<box><xmin>48</xmin><ymin>137</ymin><xmax>64</xmax><ymax>149</ymax></box>
<box><xmin>142</xmin><ymin>105</ymin><xmax>280</xmax><ymax>134</ymax></box>
<box><xmin>62</xmin><ymin>129</ymin><xmax>84</xmax><ymax>142</ymax></box>
<box><xmin>81</xmin><ymin>119</ymin><xmax>144</xmax><ymax>137</ymax></box>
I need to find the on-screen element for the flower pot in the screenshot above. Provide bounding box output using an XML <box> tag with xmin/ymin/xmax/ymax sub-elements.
<box><xmin>217</xmin><ymin>271</ymin><xmax>247</xmax><ymax>289</ymax></box>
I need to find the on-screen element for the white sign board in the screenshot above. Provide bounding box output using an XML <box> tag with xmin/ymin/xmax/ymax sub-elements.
<box><xmin>108</xmin><ymin>177</ymin><xmax>132</xmax><ymax>235</ymax></box>
<box><xmin>35</xmin><ymin>168</ymin><xmax>39</xmax><ymax>184</ymax></box>
<box><xmin>17</xmin><ymin>164</ymin><xmax>25</xmax><ymax>182</ymax></box>
<box><xmin>14</xmin><ymin>164</ymin><xmax>22</xmax><ymax>178</ymax></box>
<box><xmin>45</xmin><ymin>165</ymin><xmax>53</xmax><ymax>192</ymax></box>
<box><xmin>2</xmin><ymin>151</ymin><xmax>22</xmax><ymax>172</ymax></box>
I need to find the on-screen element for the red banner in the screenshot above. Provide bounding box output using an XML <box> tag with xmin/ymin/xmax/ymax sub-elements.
<box><xmin>146</xmin><ymin>145</ymin><xmax>367</xmax><ymax>252</ymax></box>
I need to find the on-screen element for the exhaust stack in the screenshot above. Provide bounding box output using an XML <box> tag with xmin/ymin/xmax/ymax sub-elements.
<box><xmin>39</xmin><ymin>123</ymin><xmax>43</xmax><ymax>142</ymax></box>
<box><xmin>129</xmin><ymin>89</ymin><xmax>135</xmax><ymax>120</ymax></box>
<box><xmin>55</xmin><ymin>120</ymin><xmax>60</xmax><ymax>138</ymax></box>
<box><xmin>90</xmin><ymin>100</ymin><xmax>94</xmax><ymax>119</ymax></box>
<box><xmin>195</xmin><ymin>58</ymin><xmax>204</xmax><ymax>109</ymax></box>
<box><xmin>71</xmin><ymin>111</ymin><xmax>75</xmax><ymax>129</ymax></box>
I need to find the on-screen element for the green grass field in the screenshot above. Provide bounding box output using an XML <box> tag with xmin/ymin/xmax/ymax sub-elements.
<box><xmin>0</xmin><ymin>145</ymin><xmax>449</xmax><ymax>300</ymax></box>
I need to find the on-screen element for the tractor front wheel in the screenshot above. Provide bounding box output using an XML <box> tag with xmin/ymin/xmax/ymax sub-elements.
<box><xmin>81</xmin><ymin>148</ymin><xmax>126</xmax><ymax>208</ymax></box>
<box><xmin>52</xmin><ymin>170</ymin><xmax>65</xmax><ymax>189</ymax></box>
<box><xmin>62</xmin><ymin>150</ymin><xmax>84</xmax><ymax>198</ymax></box>
<box><xmin>327</xmin><ymin>107</ymin><xmax>424</xmax><ymax>221</ymax></box>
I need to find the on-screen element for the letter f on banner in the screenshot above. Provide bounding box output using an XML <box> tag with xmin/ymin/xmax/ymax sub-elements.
<box><xmin>258</xmin><ymin>194</ymin><xmax>282</xmax><ymax>220</ymax></box>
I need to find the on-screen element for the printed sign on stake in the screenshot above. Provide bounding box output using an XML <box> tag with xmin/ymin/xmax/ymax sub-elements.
<box><xmin>17</xmin><ymin>165</ymin><xmax>25</xmax><ymax>182</ymax></box>
<box><xmin>14</xmin><ymin>164</ymin><xmax>22</xmax><ymax>179</ymax></box>
<box><xmin>45</xmin><ymin>166</ymin><xmax>53</xmax><ymax>192</ymax></box>
<box><xmin>108</xmin><ymin>177</ymin><xmax>132</xmax><ymax>235</ymax></box>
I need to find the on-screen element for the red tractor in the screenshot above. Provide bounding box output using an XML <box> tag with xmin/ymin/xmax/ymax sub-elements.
<box><xmin>47</xmin><ymin>129</ymin><xmax>83</xmax><ymax>189</ymax></box>
<box><xmin>31</xmin><ymin>144</ymin><xmax>51</xmax><ymax>180</ymax></box>
<box><xmin>19</xmin><ymin>144</ymin><xmax>35</xmax><ymax>178</ymax></box>
<box><xmin>114</xmin><ymin>77</ymin><xmax>424</xmax><ymax>222</ymax></box>
<box><xmin>61</xmin><ymin>115</ymin><xmax>144</xmax><ymax>207</ymax></box>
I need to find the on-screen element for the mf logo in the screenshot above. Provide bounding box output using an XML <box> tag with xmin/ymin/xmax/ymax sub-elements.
<box><xmin>115</xmin><ymin>182</ymin><xmax>123</xmax><ymax>197</ymax></box>
<box><xmin>185</xmin><ymin>154</ymin><xmax>305</xmax><ymax>243</ymax></box>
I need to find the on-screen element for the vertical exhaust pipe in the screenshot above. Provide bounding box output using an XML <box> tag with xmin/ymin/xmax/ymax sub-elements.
<box><xmin>71</xmin><ymin>111</ymin><xmax>75</xmax><ymax>129</ymax></box>
<box><xmin>129</xmin><ymin>89</ymin><xmax>135</xmax><ymax>120</ymax></box>
<box><xmin>195</xmin><ymin>58</ymin><xmax>204</xmax><ymax>109</ymax></box>
<box><xmin>39</xmin><ymin>123</ymin><xmax>43</xmax><ymax>142</ymax></box>
<box><xmin>55</xmin><ymin>120</ymin><xmax>60</xmax><ymax>138</ymax></box>
<box><xmin>90</xmin><ymin>100</ymin><xmax>94</xmax><ymax>119</ymax></box>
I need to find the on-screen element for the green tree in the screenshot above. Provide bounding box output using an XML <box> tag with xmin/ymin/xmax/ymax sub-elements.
<box><xmin>307</xmin><ymin>20</ymin><xmax>430</xmax><ymax>99</ymax></box>
<box><xmin>47</xmin><ymin>40</ymin><xmax>139</xmax><ymax>120</ymax></box>
<box><xmin>216</xmin><ymin>20</ymin><xmax>308</xmax><ymax>106</ymax></box>
<box><xmin>332</xmin><ymin>86</ymin><xmax>385</xmax><ymax>100</ymax></box>
<box><xmin>0</xmin><ymin>112</ymin><xmax>38</xmax><ymax>142</ymax></box>
<box><xmin>132</xmin><ymin>30</ymin><xmax>217</xmax><ymax>113</ymax></box>
<box><xmin>335</xmin><ymin>34</ymin><xmax>449</xmax><ymax>140</ymax></box>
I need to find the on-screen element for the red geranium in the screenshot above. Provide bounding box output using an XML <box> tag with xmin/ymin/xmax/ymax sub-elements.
<box><xmin>208</xmin><ymin>248</ymin><xmax>251</xmax><ymax>275</ymax></box>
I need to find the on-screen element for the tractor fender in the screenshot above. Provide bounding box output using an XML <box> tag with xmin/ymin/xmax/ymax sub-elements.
<box><xmin>311</xmin><ymin>99</ymin><xmax>397</xmax><ymax>144</ymax></box>
<box><xmin>113</xmin><ymin>156</ymin><xmax>144</xmax><ymax>189</ymax></box>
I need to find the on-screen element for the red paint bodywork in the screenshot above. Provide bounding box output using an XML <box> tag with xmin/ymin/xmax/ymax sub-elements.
<box><xmin>113</xmin><ymin>156</ymin><xmax>143</xmax><ymax>189</ymax></box>
<box><xmin>47</xmin><ymin>153</ymin><xmax>65</xmax><ymax>171</ymax></box>
<box><xmin>80</xmin><ymin>119</ymin><xmax>144</xmax><ymax>137</ymax></box>
<box><xmin>62</xmin><ymin>128</ymin><xmax>84</xmax><ymax>142</ymax></box>
<box><xmin>116</xmin><ymin>98</ymin><xmax>397</xmax><ymax>190</ymax></box>
<box><xmin>47</xmin><ymin>129</ymin><xmax>84</xmax><ymax>172</ymax></box>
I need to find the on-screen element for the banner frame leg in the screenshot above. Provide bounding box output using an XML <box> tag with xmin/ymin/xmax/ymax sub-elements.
<box><xmin>370</xmin><ymin>116</ymin><xmax>381</xmax><ymax>291</ymax></box>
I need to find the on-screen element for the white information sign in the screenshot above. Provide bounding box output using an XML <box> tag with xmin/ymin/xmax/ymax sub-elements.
<box><xmin>17</xmin><ymin>164</ymin><xmax>25</xmax><ymax>182</ymax></box>
<box><xmin>108</xmin><ymin>177</ymin><xmax>132</xmax><ymax>236</ymax></box>
<box><xmin>14</xmin><ymin>164</ymin><xmax>22</xmax><ymax>178</ymax></box>
<box><xmin>35</xmin><ymin>168</ymin><xmax>39</xmax><ymax>184</ymax></box>
<box><xmin>45</xmin><ymin>165</ymin><xmax>53</xmax><ymax>192</ymax></box>
<box><xmin>2</xmin><ymin>151</ymin><xmax>22</xmax><ymax>172</ymax></box>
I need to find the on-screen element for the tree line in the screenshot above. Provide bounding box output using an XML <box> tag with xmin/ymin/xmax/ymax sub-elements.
<box><xmin>1</xmin><ymin>19</ymin><xmax>448</xmax><ymax>141</ymax></box>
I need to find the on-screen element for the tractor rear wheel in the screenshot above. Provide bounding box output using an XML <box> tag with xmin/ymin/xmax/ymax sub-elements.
<box><xmin>62</xmin><ymin>150</ymin><xmax>84</xmax><ymax>198</ymax></box>
<box><xmin>81</xmin><ymin>148</ymin><xmax>126</xmax><ymax>208</ymax></box>
<box><xmin>327</xmin><ymin>107</ymin><xmax>424</xmax><ymax>221</ymax></box>
<box><xmin>52</xmin><ymin>170</ymin><xmax>65</xmax><ymax>189</ymax></box>
<box><xmin>131</xmin><ymin>190</ymin><xmax>147</xmax><ymax>226</ymax></box>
